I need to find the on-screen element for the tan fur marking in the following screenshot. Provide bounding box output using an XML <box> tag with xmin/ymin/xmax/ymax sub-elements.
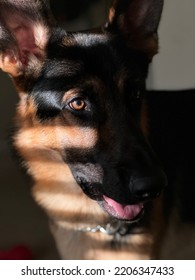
<box><xmin>109</xmin><ymin>7</ymin><xmax>116</xmax><ymax>23</ymax></box>
<box><xmin>0</xmin><ymin>51</ymin><xmax>23</xmax><ymax>77</ymax></box>
<box><xmin>15</xmin><ymin>124</ymin><xmax>98</xmax><ymax>151</ymax></box>
<box><xmin>15</xmin><ymin>127</ymin><xmax>104</xmax><ymax>224</ymax></box>
<box><xmin>14</xmin><ymin>94</ymin><xmax>99</xmax><ymax>225</ymax></box>
<box><xmin>15</xmin><ymin>95</ymin><xmax>98</xmax><ymax>150</ymax></box>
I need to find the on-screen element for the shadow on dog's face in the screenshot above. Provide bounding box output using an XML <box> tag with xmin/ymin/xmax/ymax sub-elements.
<box><xmin>32</xmin><ymin>31</ymin><xmax>167</xmax><ymax>221</ymax></box>
<box><xmin>0</xmin><ymin>0</ymin><xmax>166</xmax><ymax>222</ymax></box>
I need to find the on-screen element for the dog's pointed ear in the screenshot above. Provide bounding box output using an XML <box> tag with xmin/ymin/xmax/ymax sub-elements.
<box><xmin>105</xmin><ymin>0</ymin><xmax>164</xmax><ymax>59</ymax></box>
<box><xmin>0</xmin><ymin>0</ymin><xmax>54</xmax><ymax>86</ymax></box>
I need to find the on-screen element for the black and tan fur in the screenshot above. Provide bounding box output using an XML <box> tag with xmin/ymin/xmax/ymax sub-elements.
<box><xmin>1</xmin><ymin>0</ymin><xmax>194</xmax><ymax>259</ymax></box>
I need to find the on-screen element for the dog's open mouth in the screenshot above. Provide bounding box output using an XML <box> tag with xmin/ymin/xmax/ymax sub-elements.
<box><xmin>77</xmin><ymin>180</ymin><xmax>144</xmax><ymax>222</ymax></box>
<box><xmin>98</xmin><ymin>195</ymin><xmax>144</xmax><ymax>221</ymax></box>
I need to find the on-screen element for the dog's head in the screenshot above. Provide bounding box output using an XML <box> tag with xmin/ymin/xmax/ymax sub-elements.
<box><xmin>0</xmin><ymin>0</ymin><xmax>167</xmax><ymax>221</ymax></box>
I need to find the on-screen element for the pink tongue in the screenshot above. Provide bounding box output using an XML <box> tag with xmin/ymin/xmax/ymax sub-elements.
<box><xmin>103</xmin><ymin>195</ymin><xmax>143</xmax><ymax>220</ymax></box>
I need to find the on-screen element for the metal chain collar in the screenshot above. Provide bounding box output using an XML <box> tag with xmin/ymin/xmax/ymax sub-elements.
<box><xmin>77</xmin><ymin>219</ymin><xmax>139</xmax><ymax>236</ymax></box>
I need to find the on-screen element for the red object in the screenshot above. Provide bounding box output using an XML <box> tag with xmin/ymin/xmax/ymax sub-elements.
<box><xmin>0</xmin><ymin>245</ymin><xmax>33</xmax><ymax>260</ymax></box>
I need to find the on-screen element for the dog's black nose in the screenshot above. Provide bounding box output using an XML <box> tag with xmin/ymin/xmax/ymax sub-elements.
<box><xmin>129</xmin><ymin>170</ymin><xmax>167</xmax><ymax>201</ymax></box>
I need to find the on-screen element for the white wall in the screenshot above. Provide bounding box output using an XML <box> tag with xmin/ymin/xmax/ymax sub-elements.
<box><xmin>147</xmin><ymin>0</ymin><xmax>195</xmax><ymax>90</ymax></box>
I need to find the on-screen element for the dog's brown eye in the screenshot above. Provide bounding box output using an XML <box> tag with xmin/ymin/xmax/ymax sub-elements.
<box><xmin>69</xmin><ymin>99</ymin><xmax>86</xmax><ymax>111</ymax></box>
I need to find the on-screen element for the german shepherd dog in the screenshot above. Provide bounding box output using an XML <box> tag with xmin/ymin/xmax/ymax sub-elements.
<box><xmin>0</xmin><ymin>0</ymin><xmax>194</xmax><ymax>259</ymax></box>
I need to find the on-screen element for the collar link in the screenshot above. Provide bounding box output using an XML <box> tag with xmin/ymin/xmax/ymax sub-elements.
<box><xmin>78</xmin><ymin>219</ymin><xmax>140</xmax><ymax>236</ymax></box>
